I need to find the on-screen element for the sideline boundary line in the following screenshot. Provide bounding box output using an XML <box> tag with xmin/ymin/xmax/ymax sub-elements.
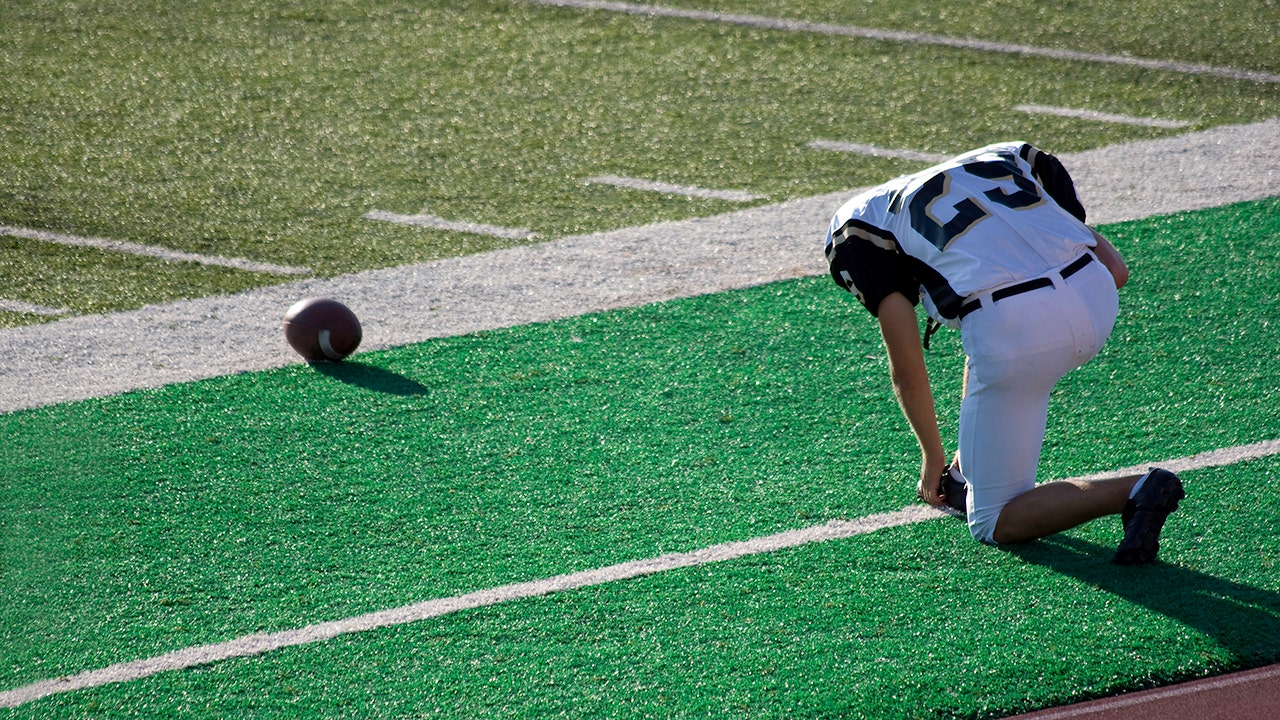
<box><xmin>4</xmin><ymin>119</ymin><xmax>1279</xmax><ymax>414</ymax></box>
<box><xmin>0</xmin><ymin>507</ymin><xmax>939</xmax><ymax>709</ymax></box>
<box><xmin>521</xmin><ymin>0</ymin><xmax>1280</xmax><ymax>85</ymax></box>
<box><xmin>4</xmin><ymin>438</ymin><xmax>1278</xmax><ymax>710</ymax></box>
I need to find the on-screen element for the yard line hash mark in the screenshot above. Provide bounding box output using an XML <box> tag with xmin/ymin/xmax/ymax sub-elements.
<box><xmin>1015</xmin><ymin>104</ymin><xmax>1193</xmax><ymax>129</ymax></box>
<box><xmin>0</xmin><ymin>299</ymin><xmax>69</xmax><ymax>317</ymax></box>
<box><xmin>587</xmin><ymin>175</ymin><xmax>765</xmax><ymax>202</ymax></box>
<box><xmin>807</xmin><ymin>141</ymin><xmax>951</xmax><ymax>163</ymax></box>
<box><xmin>4</xmin><ymin>437</ymin><xmax>1278</xmax><ymax>710</ymax></box>
<box><xmin>363</xmin><ymin>210</ymin><xmax>537</xmax><ymax>240</ymax></box>
<box><xmin>522</xmin><ymin>0</ymin><xmax>1280</xmax><ymax>85</ymax></box>
<box><xmin>0</xmin><ymin>226</ymin><xmax>312</xmax><ymax>276</ymax></box>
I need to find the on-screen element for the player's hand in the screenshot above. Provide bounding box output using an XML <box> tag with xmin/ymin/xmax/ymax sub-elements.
<box><xmin>915</xmin><ymin>458</ymin><xmax>949</xmax><ymax>507</ymax></box>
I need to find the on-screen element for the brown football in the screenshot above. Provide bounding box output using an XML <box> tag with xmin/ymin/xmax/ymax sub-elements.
<box><xmin>283</xmin><ymin>298</ymin><xmax>362</xmax><ymax>362</ymax></box>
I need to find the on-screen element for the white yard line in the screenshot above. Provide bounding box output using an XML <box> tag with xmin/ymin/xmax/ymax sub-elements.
<box><xmin>363</xmin><ymin>210</ymin><xmax>537</xmax><ymax>240</ymax></box>
<box><xmin>807</xmin><ymin>141</ymin><xmax>951</xmax><ymax>163</ymax></box>
<box><xmin>0</xmin><ymin>299</ymin><xmax>69</xmax><ymax>317</ymax></box>
<box><xmin>3</xmin><ymin>438</ymin><xmax>1277</xmax><ymax>709</ymax></box>
<box><xmin>587</xmin><ymin>174</ymin><xmax>766</xmax><ymax>202</ymax></box>
<box><xmin>0</xmin><ymin>225</ymin><xmax>312</xmax><ymax>276</ymax></box>
<box><xmin>1</xmin><ymin>119</ymin><xmax>1278</xmax><ymax>413</ymax></box>
<box><xmin>1015</xmin><ymin>104</ymin><xmax>1192</xmax><ymax>129</ymax></box>
<box><xmin>521</xmin><ymin>0</ymin><xmax>1280</xmax><ymax>84</ymax></box>
<box><xmin>0</xmin><ymin>507</ymin><xmax>936</xmax><ymax>709</ymax></box>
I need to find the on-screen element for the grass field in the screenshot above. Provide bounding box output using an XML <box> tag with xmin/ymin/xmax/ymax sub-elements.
<box><xmin>4</xmin><ymin>197</ymin><xmax>1280</xmax><ymax>717</ymax></box>
<box><xmin>2</xmin><ymin>0</ymin><xmax>1278</xmax><ymax>324</ymax></box>
<box><xmin>4</xmin><ymin>0</ymin><xmax>1280</xmax><ymax>717</ymax></box>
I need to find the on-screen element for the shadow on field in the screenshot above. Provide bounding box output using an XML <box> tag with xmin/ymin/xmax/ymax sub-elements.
<box><xmin>1009</xmin><ymin>536</ymin><xmax>1280</xmax><ymax>667</ymax></box>
<box><xmin>309</xmin><ymin>359</ymin><xmax>429</xmax><ymax>397</ymax></box>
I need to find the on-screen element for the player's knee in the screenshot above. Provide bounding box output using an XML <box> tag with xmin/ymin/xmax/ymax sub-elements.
<box><xmin>967</xmin><ymin>506</ymin><xmax>1002</xmax><ymax>545</ymax></box>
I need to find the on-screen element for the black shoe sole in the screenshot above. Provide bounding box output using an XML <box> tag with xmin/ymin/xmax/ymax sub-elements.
<box><xmin>942</xmin><ymin>472</ymin><xmax>967</xmax><ymax>514</ymax></box>
<box><xmin>1112</xmin><ymin>469</ymin><xmax>1185</xmax><ymax>565</ymax></box>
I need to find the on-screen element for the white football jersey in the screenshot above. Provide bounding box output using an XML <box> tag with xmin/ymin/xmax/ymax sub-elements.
<box><xmin>825</xmin><ymin>142</ymin><xmax>1096</xmax><ymax>325</ymax></box>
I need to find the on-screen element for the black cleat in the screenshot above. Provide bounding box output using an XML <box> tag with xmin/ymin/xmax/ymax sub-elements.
<box><xmin>940</xmin><ymin>465</ymin><xmax>968</xmax><ymax>515</ymax></box>
<box><xmin>1112</xmin><ymin>468</ymin><xmax>1185</xmax><ymax>565</ymax></box>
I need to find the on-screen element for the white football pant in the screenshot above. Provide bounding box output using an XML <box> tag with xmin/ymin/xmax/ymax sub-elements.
<box><xmin>957</xmin><ymin>254</ymin><xmax>1119</xmax><ymax>543</ymax></box>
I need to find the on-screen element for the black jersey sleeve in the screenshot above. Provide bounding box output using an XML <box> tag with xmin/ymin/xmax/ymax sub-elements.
<box><xmin>1018</xmin><ymin>144</ymin><xmax>1087</xmax><ymax>223</ymax></box>
<box><xmin>825</xmin><ymin>217</ymin><xmax>919</xmax><ymax>316</ymax></box>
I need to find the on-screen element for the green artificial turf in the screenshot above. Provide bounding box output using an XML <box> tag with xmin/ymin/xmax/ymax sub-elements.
<box><xmin>15</xmin><ymin>460</ymin><xmax>1280</xmax><ymax>720</ymax></box>
<box><xmin>3</xmin><ymin>0</ymin><xmax>1278</xmax><ymax>326</ymax></box>
<box><xmin>3</xmin><ymin>198</ymin><xmax>1279</xmax><ymax>718</ymax></box>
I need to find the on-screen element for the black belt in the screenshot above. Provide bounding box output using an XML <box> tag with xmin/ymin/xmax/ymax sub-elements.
<box><xmin>957</xmin><ymin>253</ymin><xmax>1094</xmax><ymax>320</ymax></box>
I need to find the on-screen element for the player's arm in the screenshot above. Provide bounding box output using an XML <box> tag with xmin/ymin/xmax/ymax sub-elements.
<box><xmin>1089</xmin><ymin>228</ymin><xmax>1129</xmax><ymax>289</ymax></box>
<box><xmin>877</xmin><ymin>292</ymin><xmax>949</xmax><ymax>507</ymax></box>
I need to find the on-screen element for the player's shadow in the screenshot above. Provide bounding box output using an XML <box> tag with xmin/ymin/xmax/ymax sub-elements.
<box><xmin>1008</xmin><ymin>536</ymin><xmax>1280</xmax><ymax>665</ymax></box>
<box><xmin>309</xmin><ymin>360</ymin><xmax>429</xmax><ymax>397</ymax></box>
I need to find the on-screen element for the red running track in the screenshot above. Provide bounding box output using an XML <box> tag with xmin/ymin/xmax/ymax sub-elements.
<box><xmin>1004</xmin><ymin>664</ymin><xmax>1280</xmax><ymax>719</ymax></box>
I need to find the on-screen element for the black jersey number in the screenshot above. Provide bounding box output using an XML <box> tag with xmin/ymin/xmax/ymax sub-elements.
<box><xmin>898</xmin><ymin>156</ymin><xmax>1044</xmax><ymax>250</ymax></box>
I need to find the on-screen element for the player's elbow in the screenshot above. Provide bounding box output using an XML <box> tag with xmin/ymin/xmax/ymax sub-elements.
<box><xmin>1106</xmin><ymin>258</ymin><xmax>1129</xmax><ymax>289</ymax></box>
<box><xmin>1089</xmin><ymin>231</ymin><xmax>1129</xmax><ymax>289</ymax></box>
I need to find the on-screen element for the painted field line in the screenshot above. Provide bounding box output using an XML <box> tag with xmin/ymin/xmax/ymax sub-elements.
<box><xmin>1064</xmin><ymin>438</ymin><xmax>1280</xmax><ymax>482</ymax></box>
<box><xmin>0</xmin><ymin>225</ymin><xmax>311</xmax><ymax>276</ymax></box>
<box><xmin>364</xmin><ymin>210</ymin><xmax>537</xmax><ymax>240</ymax></box>
<box><xmin>522</xmin><ymin>0</ymin><xmax>1280</xmax><ymax>84</ymax></box>
<box><xmin>0</xmin><ymin>299</ymin><xmax>69</xmax><ymax>317</ymax></box>
<box><xmin>0</xmin><ymin>505</ymin><xmax>939</xmax><ymax>709</ymax></box>
<box><xmin>3</xmin><ymin>119</ymin><xmax>1280</xmax><ymax>414</ymax></box>
<box><xmin>1016</xmin><ymin>104</ymin><xmax>1192</xmax><ymax>129</ymax></box>
<box><xmin>4</xmin><ymin>437</ymin><xmax>1278</xmax><ymax>710</ymax></box>
<box><xmin>588</xmin><ymin>174</ymin><xmax>765</xmax><ymax>202</ymax></box>
<box><xmin>807</xmin><ymin>140</ymin><xmax>951</xmax><ymax>163</ymax></box>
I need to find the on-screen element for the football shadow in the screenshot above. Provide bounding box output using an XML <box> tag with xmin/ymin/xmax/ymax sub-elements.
<box><xmin>308</xmin><ymin>359</ymin><xmax>429</xmax><ymax>397</ymax></box>
<box><xmin>1007</xmin><ymin>535</ymin><xmax>1280</xmax><ymax>666</ymax></box>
